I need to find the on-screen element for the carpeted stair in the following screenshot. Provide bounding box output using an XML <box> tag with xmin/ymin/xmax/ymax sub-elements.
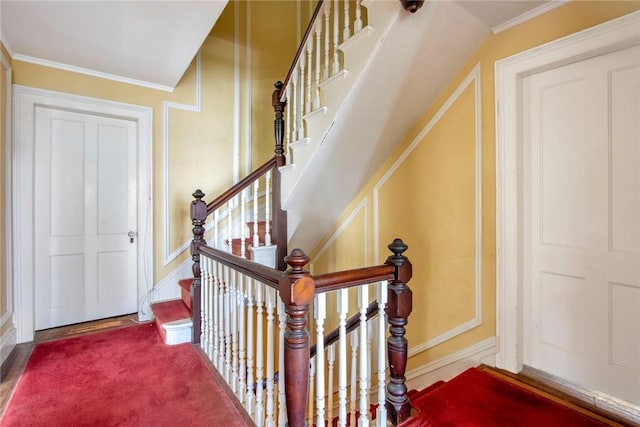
<box><xmin>150</xmin><ymin>278</ymin><xmax>193</xmax><ymax>345</ymax></box>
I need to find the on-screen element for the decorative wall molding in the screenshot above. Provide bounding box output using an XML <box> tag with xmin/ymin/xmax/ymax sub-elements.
<box><xmin>373</xmin><ymin>64</ymin><xmax>482</xmax><ymax>356</ymax></box>
<box><xmin>1</xmin><ymin>49</ymin><xmax>12</xmax><ymax>332</ymax></box>
<box><xmin>12</xmin><ymin>53</ymin><xmax>174</xmax><ymax>92</ymax></box>
<box><xmin>492</xmin><ymin>1</ymin><xmax>570</xmax><ymax>35</ymax></box>
<box><xmin>405</xmin><ymin>336</ymin><xmax>496</xmax><ymax>391</ymax></box>
<box><xmin>12</xmin><ymin>85</ymin><xmax>153</xmax><ymax>342</ymax></box>
<box><xmin>0</xmin><ymin>35</ymin><xmax>15</xmax><ymax>57</ymax></box>
<box><xmin>310</xmin><ymin>197</ymin><xmax>368</xmax><ymax>273</ymax></box>
<box><xmin>495</xmin><ymin>10</ymin><xmax>640</xmax><ymax>372</ymax></box>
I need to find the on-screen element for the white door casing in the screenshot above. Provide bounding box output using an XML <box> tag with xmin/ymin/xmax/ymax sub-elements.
<box><xmin>13</xmin><ymin>85</ymin><xmax>153</xmax><ymax>342</ymax></box>
<box><xmin>522</xmin><ymin>46</ymin><xmax>639</xmax><ymax>404</ymax></box>
<box><xmin>496</xmin><ymin>10</ymin><xmax>640</xmax><ymax>374</ymax></box>
<box><xmin>34</xmin><ymin>107</ymin><xmax>138</xmax><ymax>330</ymax></box>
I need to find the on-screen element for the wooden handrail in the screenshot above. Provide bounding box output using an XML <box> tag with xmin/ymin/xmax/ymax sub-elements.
<box><xmin>280</xmin><ymin>0</ymin><xmax>325</xmax><ymax>99</ymax></box>
<box><xmin>199</xmin><ymin>245</ymin><xmax>281</xmax><ymax>288</ymax></box>
<box><xmin>309</xmin><ymin>300</ymin><xmax>379</xmax><ymax>358</ymax></box>
<box><xmin>206</xmin><ymin>157</ymin><xmax>277</xmax><ymax>215</ymax></box>
<box><xmin>314</xmin><ymin>264</ymin><xmax>395</xmax><ymax>293</ymax></box>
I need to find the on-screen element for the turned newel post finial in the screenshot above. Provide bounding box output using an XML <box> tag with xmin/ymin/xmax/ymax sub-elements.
<box><xmin>279</xmin><ymin>248</ymin><xmax>314</xmax><ymax>427</ymax></box>
<box><xmin>273</xmin><ymin>81</ymin><xmax>286</xmax><ymax>167</ymax></box>
<box><xmin>400</xmin><ymin>0</ymin><xmax>425</xmax><ymax>13</ymax></box>
<box><xmin>384</xmin><ymin>238</ymin><xmax>413</xmax><ymax>426</ymax></box>
<box><xmin>190</xmin><ymin>189</ymin><xmax>207</xmax><ymax>344</ymax></box>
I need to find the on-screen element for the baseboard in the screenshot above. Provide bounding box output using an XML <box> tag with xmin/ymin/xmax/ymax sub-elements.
<box><xmin>1</xmin><ymin>324</ymin><xmax>17</xmax><ymax>366</ymax></box>
<box><xmin>405</xmin><ymin>336</ymin><xmax>497</xmax><ymax>391</ymax></box>
<box><xmin>143</xmin><ymin>258</ymin><xmax>193</xmax><ymax>321</ymax></box>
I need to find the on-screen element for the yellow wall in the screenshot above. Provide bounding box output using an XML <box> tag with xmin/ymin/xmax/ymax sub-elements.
<box><xmin>0</xmin><ymin>42</ymin><xmax>11</xmax><ymax>336</ymax></box>
<box><xmin>309</xmin><ymin>1</ymin><xmax>639</xmax><ymax>371</ymax></box>
<box><xmin>10</xmin><ymin>1</ymin><xmax>301</xmax><ymax>283</ymax></box>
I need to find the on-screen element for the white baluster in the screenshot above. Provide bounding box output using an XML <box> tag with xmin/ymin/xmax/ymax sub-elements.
<box><xmin>206</xmin><ymin>258</ymin><xmax>213</xmax><ymax>358</ymax></box>
<box><xmin>246</xmin><ymin>278</ymin><xmax>256</xmax><ymax>416</ymax></box>
<box><xmin>277</xmin><ymin>298</ymin><xmax>287</xmax><ymax>427</ymax></box>
<box><xmin>299</xmin><ymin>52</ymin><xmax>307</xmax><ymax>126</ymax></box>
<box><xmin>354</xmin><ymin>0</ymin><xmax>363</xmax><ymax>33</ymax></box>
<box><xmin>292</xmin><ymin>68</ymin><xmax>300</xmax><ymax>142</ymax></box>
<box><xmin>332</xmin><ymin>0</ymin><xmax>340</xmax><ymax>75</ymax></box>
<box><xmin>323</xmin><ymin>1</ymin><xmax>331</xmax><ymax>80</ymax></box>
<box><xmin>343</xmin><ymin>0</ymin><xmax>351</xmax><ymax>41</ymax></box>
<box><xmin>314</xmin><ymin>19</ymin><xmax>322</xmax><ymax>110</ymax></box>
<box><xmin>265</xmin><ymin>288</ymin><xmax>276</xmax><ymax>427</ymax></box>
<box><xmin>200</xmin><ymin>255</ymin><xmax>207</xmax><ymax>353</ymax></box>
<box><xmin>285</xmin><ymin>84</ymin><xmax>292</xmax><ymax>158</ymax></box>
<box><xmin>315</xmin><ymin>294</ymin><xmax>327</xmax><ymax>427</ymax></box>
<box><xmin>227</xmin><ymin>200</ymin><xmax>233</xmax><ymax>254</ymax></box>
<box><xmin>231</xmin><ymin>271</ymin><xmax>238</xmax><ymax>393</ymax></box>
<box><xmin>358</xmin><ymin>285</ymin><xmax>370</xmax><ymax>427</ymax></box>
<box><xmin>238</xmin><ymin>273</ymin><xmax>246</xmax><ymax>403</ymax></box>
<box><xmin>338</xmin><ymin>288</ymin><xmax>348</xmax><ymax>427</ymax></box>
<box><xmin>212</xmin><ymin>260</ymin><xmax>220</xmax><ymax>368</ymax></box>
<box><xmin>376</xmin><ymin>281</ymin><xmax>387</xmax><ymax>427</ymax></box>
<box><xmin>214</xmin><ymin>209</ymin><xmax>219</xmax><ymax>249</ymax></box>
<box><xmin>327</xmin><ymin>343</ymin><xmax>336</xmax><ymax>425</ymax></box>
<box><xmin>265</xmin><ymin>172</ymin><xmax>272</xmax><ymax>246</ymax></box>
<box><xmin>308</xmin><ymin>358</ymin><xmax>316</xmax><ymax>426</ymax></box>
<box><xmin>306</xmin><ymin>39</ymin><xmax>313</xmax><ymax>115</ymax></box>
<box><xmin>218</xmin><ymin>262</ymin><xmax>225</xmax><ymax>370</ymax></box>
<box><xmin>253</xmin><ymin>181</ymin><xmax>259</xmax><ymax>247</ymax></box>
<box><xmin>241</xmin><ymin>188</ymin><xmax>247</xmax><ymax>259</ymax></box>
<box><xmin>224</xmin><ymin>266</ymin><xmax>232</xmax><ymax>383</ymax></box>
<box><xmin>350</xmin><ymin>331</ymin><xmax>358</xmax><ymax>424</ymax></box>
<box><xmin>255</xmin><ymin>282</ymin><xmax>265</xmax><ymax>425</ymax></box>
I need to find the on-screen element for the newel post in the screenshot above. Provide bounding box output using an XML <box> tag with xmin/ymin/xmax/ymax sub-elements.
<box><xmin>384</xmin><ymin>238</ymin><xmax>413</xmax><ymax>425</ymax></box>
<box><xmin>190</xmin><ymin>189</ymin><xmax>207</xmax><ymax>343</ymax></box>
<box><xmin>272</xmin><ymin>81</ymin><xmax>288</xmax><ymax>270</ymax></box>
<box><xmin>279</xmin><ymin>249</ymin><xmax>314</xmax><ymax>427</ymax></box>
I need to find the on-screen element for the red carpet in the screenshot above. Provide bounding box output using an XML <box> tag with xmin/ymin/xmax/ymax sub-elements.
<box><xmin>1</xmin><ymin>323</ymin><xmax>250</xmax><ymax>427</ymax></box>
<box><xmin>403</xmin><ymin>368</ymin><xmax>612</xmax><ymax>426</ymax></box>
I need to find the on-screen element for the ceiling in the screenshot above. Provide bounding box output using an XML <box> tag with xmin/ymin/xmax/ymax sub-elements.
<box><xmin>0</xmin><ymin>0</ymin><xmax>228</xmax><ymax>91</ymax></box>
<box><xmin>0</xmin><ymin>0</ymin><xmax>555</xmax><ymax>92</ymax></box>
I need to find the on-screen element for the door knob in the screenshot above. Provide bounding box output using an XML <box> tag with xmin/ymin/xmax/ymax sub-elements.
<box><xmin>128</xmin><ymin>231</ymin><xmax>137</xmax><ymax>243</ymax></box>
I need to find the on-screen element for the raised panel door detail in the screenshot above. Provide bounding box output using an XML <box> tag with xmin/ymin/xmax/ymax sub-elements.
<box><xmin>49</xmin><ymin>254</ymin><xmax>84</xmax><ymax>310</ymax></box>
<box><xmin>97</xmin><ymin>124</ymin><xmax>128</xmax><ymax>236</ymax></box>
<box><xmin>97</xmin><ymin>251</ymin><xmax>127</xmax><ymax>303</ymax></box>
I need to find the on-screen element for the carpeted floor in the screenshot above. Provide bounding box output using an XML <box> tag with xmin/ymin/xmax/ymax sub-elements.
<box><xmin>402</xmin><ymin>367</ymin><xmax>621</xmax><ymax>426</ymax></box>
<box><xmin>0</xmin><ymin>323</ymin><xmax>251</xmax><ymax>427</ymax></box>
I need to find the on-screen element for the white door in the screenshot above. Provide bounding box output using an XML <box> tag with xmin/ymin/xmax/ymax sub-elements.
<box><xmin>522</xmin><ymin>46</ymin><xmax>640</xmax><ymax>404</ymax></box>
<box><xmin>34</xmin><ymin>107</ymin><xmax>138</xmax><ymax>330</ymax></box>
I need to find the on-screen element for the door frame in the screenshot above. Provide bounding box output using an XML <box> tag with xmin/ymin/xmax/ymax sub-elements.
<box><xmin>13</xmin><ymin>85</ymin><xmax>153</xmax><ymax>343</ymax></box>
<box><xmin>495</xmin><ymin>11</ymin><xmax>640</xmax><ymax>373</ymax></box>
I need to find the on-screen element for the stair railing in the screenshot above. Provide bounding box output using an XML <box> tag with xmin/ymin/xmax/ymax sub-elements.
<box><xmin>198</xmin><ymin>238</ymin><xmax>413</xmax><ymax>427</ymax></box>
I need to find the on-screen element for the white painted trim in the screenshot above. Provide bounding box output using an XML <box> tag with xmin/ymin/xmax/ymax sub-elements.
<box><xmin>12</xmin><ymin>85</ymin><xmax>154</xmax><ymax>343</ymax></box>
<box><xmin>1</xmin><ymin>50</ymin><xmax>13</xmax><ymax>332</ymax></box>
<box><xmin>12</xmin><ymin>54</ymin><xmax>174</xmax><ymax>93</ymax></box>
<box><xmin>162</xmin><ymin>318</ymin><xmax>193</xmax><ymax>345</ymax></box>
<box><xmin>151</xmin><ymin>257</ymin><xmax>192</xmax><ymax>303</ymax></box>
<box><xmin>310</xmin><ymin>198</ymin><xmax>369</xmax><ymax>273</ymax></box>
<box><xmin>405</xmin><ymin>336</ymin><xmax>497</xmax><ymax>391</ymax></box>
<box><xmin>245</xmin><ymin>1</ymin><xmax>252</xmax><ymax>177</ymax></box>
<box><xmin>0</xmin><ymin>325</ymin><xmax>17</xmax><ymax>365</ymax></box>
<box><xmin>492</xmin><ymin>1</ymin><xmax>570</xmax><ymax>35</ymax></box>
<box><xmin>1</xmin><ymin>35</ymin><xmax>15</xmax><ymax>57</ymax></box>
<box><xmin>495</xmin><ymin>10</ymin><xmax>640</xmax><ymax>373</ymax></box>
<box><xmin>374</xmin><ymin>65</ymin><xmax>482</xmax><ymax>356</ymax></box>
<box><xmin>338</xmin><ymin>26</ymin><xmax>373</xmax><ymax>52</ymax></box>
<box><xmin>162</xmin><ymin>53</ymin><xmax>202</xmax><ymax>265</ymax></box>
<box><xmin>302</xmin><ymin>106</ymin><xmax>328</xmax><ymax>122</ymax></box>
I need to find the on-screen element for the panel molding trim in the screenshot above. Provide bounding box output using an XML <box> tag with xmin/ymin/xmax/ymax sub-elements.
<box><xmin>12</xmin><ymin>85</ymin><xmax>153</xmax><ymax>342</ymax></box>
<box><xmin>373</xmin><ymin>64</ymin><xmax>483</xmax><ymax>357</ymax></box>
<box><xmin>495</xmin><ymin>10</ymin><xmax>640</xmax><ymax>373</ymax></box>
<box><xmin>1</xmin><ymin>48</ymin><xmax>13</xmax><ymax>332</ymax></box>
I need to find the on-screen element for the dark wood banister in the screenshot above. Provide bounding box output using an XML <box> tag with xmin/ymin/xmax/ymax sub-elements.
<box><xmin>205</xmin><ymin>157</ymin><xmax>277</xmax><ymax>215</ymax></box>
<box><xmin>309</xmin><ymin>300</ymin><xmax>379</xmax><ymax>358</ymax></box>
<box><xmin>199</xmin><ymin>246</ymin><xmax>281</xmax><ymax>288</ymax></box>
<box><xmin>314</xmin><ymin>265</ymin><xmax>395</xmax><ymax>293</ymax></box>
<box><xmin>280</xmin><ymin>0</ymin><xmax>325</xmax><ymax>100</ymax></box>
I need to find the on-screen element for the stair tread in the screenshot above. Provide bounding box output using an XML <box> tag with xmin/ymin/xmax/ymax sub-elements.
<box><xmin>151</xmin><ymin>299</ymin><xmax>191</xmax><ymax>324</ymax></box>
